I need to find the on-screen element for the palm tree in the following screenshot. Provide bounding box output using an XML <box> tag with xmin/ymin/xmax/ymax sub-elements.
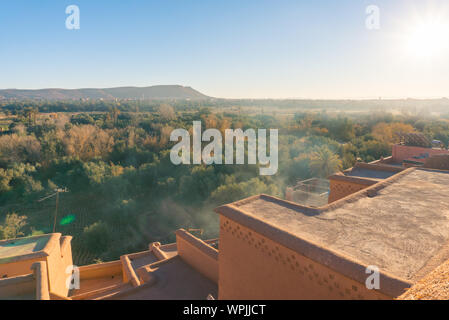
<box><xmin>309</xmin><ymin>146</ymin><xmax>342</xmax><ymax>178</ymax></box>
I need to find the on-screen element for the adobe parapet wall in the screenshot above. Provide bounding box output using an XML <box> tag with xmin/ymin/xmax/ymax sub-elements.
<box><xmin>351</xmin><ymin>162</ymin><xmax>405</xmax><ymax>173</ymax></box>
<box><xmin>327</xmin><ymin>174</ymin><xmax>376</xmax><ymax>204</ymax></box>
<box><xmin>327</xmin><ymin>162</ymin><xmax>405</xmax><ymax>203</ymax></box>
<box><xmin>0</xmin><ymin>261</ymin><xmax>50</xmax><ymax>300</ymax></box>
<box><xmin>392</xmin><ymin>144</ymin><xmax>449</xmax><ymax>163</ymax></box>
<box><xmin>176</xmin><ymin>229</ymin><xmax>219</xmax><ymax>283</ymax></box>
<box><xmin>0</xmin><ymin>273</ymin><xmax>36</xmax><ymax>299</ymax></box>
<box><xmin>369</xmin><ymin>156</ymin><xmax>394</xmax><ymax>165</ymax></box>
<box><xmin>215</xmin><ymin>169</ymin><xmax>419</xmax><ymax>299</ymax></box>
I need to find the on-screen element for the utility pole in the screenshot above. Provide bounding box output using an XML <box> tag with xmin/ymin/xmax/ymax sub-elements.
<box><xmin>53</xmin><ymin>191</ymin><xmax>59</xmax><ymax>233</ymax></box>
<box><xmin>38</xmin><ymin>187</ymin><xmax>68</xmax><ymax>233</ymax></box>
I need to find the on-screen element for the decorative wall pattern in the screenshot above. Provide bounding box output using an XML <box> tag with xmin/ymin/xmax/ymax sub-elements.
<box><xmin>328</xmin><ymin>180</ymin><xmax>368</xmax><ymax>203</ymax></box>
<box><xmin>219</xmin><ymin>216</ymin><xmax>388</xmax><ymax>300</ymax></box>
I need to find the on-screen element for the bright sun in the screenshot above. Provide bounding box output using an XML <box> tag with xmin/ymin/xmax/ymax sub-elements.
<box><xmin>404</xmin><ymin>19</ymin><xmax>449</xmax><ymax>58</ymax></box>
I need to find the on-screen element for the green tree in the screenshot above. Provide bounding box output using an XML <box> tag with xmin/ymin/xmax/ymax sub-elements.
<box><xmin>0</xmin><ymin>213</ymin><xmax>28</xmax><ymax>240</ymax></box>
<box><xmin>309</xmin><ymin>146</ymin><xmax>342</xmax><ymax>178</ymax></box>
<box><xmin>83</xmin><ymin>221</ymin><xmax>112</xmax><ymax>255</ymax></box>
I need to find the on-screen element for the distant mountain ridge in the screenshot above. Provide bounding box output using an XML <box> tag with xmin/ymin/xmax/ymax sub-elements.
<box><xmin>0</xmin><ymin>85</ymin><xmax>210</xmax><ymax>101</ymax></box>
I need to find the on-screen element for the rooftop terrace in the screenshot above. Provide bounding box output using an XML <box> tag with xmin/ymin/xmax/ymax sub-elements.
<box><xmin>0</xmin><ymin>234</ymin><xmax>53</xmax><ymax>264</ymax></box>
<box><xmin>217</xmin><ymin>168</ymin><xmax>449</xmax><ymax>296</ymax></box>
<box><xmin>336</xmin><ymin>162</ymin><xmax>404</xmax><ymax>181</ymax></box>
<box><xmin>116</xmin><ymin>256</ymin><xmax>218</xmax><ymax>300</ymax></box>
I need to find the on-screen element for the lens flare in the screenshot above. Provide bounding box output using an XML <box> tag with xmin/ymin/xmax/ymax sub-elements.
<box><xmin>60</xmin><ymin>214</ymin><xmax>76</xmax><ymax>226</ymax></box>
<box><xmin>405</xmin><ymin>21</ymin><xmax>449</xmax><ymax>58</ymax></box>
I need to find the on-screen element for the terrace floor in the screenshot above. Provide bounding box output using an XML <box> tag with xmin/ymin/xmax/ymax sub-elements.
<box><xmin>0</xmin><ymin>235</ymin><xmax>51</xmax><ymax>263</ymax></box>
<box><xmin>234</xmin><ymin>168</ymin><xmax>449</xmax><ymax>283</ymax></box>
<box><xmin>104</xmin><ymin>256</ymin><xmax>217</xmax><ymax>300</ymax></box>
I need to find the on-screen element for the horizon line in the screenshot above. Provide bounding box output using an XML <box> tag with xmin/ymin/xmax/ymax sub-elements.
<box><xmin>0</xmin><ymin>85</ymin><xmax>448</xmax><ymax>101</ymax></box>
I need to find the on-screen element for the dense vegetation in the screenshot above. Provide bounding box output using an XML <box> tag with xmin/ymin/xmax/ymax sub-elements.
<box><xmin>0</xmin><ymin>101</ymin><xmax>448</xmax><ymax>265</ymax></box>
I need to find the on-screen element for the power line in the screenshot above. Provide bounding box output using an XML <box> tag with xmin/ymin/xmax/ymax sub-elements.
<box><xmin>38</xmin><ymin>187</ymin><xmax>68</xmax><ymax>233</ymax></box>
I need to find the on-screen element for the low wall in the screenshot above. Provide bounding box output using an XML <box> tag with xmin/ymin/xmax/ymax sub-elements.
<box><xmin>328</xmin><ymin>178</ymin><xmax>376</xmax><ymax>203</ymax></box>
<box><xmin>149</xmin><ymin>243</ymin><xmax>169</xmax><ymax>260</ymax></box>
<box><xmin>0</xmin><ymin>257</ymin><xmax>44</xmax><ymax>279</ymax></box>
<box><xmin>0</xmin><ymin>261</ymin><xmax>51</xmax><ymax>300</ymax></box>
<box><xmin>120</xmin><ymin>255</ymin><xmax>140</xmax><ymax>287</ymax></box>
<box><xmin>369</xmin><ymin>156</ymin><xmax>394</xmax><ymax>165</ymax></box>
<box><xmin>31</xmin><ymin>261</ymin><xmax>50</xmax><ymax>300</ymax></box>
<box><xmin>78</xmin><ymin>260</ymin><xmax>122</xmax><ymax>280</ymax></box>
<box><xmin>328</xmin><ymin>162</ymin><xmax>404</xmax><ymax>203</ymax></box>
<box><xmin>392</xmin><ymin>144</ymin><xmax>449</xmax><ymax>163</ymax></box>
<box><xmin>0</xmin><ymin>273</ymin><xmax>36</xmax><ymax>299</ymax></box>
<box><xmin>176</xmin><ymin>229</ymin><xmax>219</xmax><ymax>283</ymax></box>
<box><xmin>354</xmin><ymin>162</ymin><xmax>404</xmax><ymax>173</ymax></box>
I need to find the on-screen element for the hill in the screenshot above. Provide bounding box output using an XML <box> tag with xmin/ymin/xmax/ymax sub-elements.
<box><xmin>0</xmin><ymin>85</ymin><xmax>209</xmax><ymax>101</ymax></box>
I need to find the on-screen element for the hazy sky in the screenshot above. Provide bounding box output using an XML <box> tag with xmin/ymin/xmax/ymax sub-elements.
<box><xmin>0</xmin><ymin>0</ymin><xmax>448</xmax><ymax>99</ymax></box>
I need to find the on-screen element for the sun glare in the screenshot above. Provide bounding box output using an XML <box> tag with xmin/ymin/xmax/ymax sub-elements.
<box><xmin>404</xmin><ymin>19</ymin><xmax>449</xmax><ymax>58</ymax></box>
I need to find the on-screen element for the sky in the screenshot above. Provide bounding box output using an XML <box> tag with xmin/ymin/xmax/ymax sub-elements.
<box><xmin>0</xmin><ymin>0</ymin><xmax>448</xmax><ymax>99</ymax></box>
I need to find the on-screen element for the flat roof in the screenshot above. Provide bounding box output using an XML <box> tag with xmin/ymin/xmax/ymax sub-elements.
<box><xmin>216</xmin><ymin>168</ymin><xmax>449</xmax><ymax>296</ymax></box>
<box><xmin>129</xmin><ymin>251</ymin><xmax>159</xmax><ymax>271</ymax></box>
<box><xmin>107</xmin><ymin>256</ymin><xmax>217</xmax><ymax>300</ymax></box>
<box><xmin>126</xmin><ymin>243</ymin><xmax>179</xmax><ymax>276</ymax></box>
<box><xmin>0</xmin><ymin>234</ymin><xmax>54</xmax><ymax>264</ymax></box>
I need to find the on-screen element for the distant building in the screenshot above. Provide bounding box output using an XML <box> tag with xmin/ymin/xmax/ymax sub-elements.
<box><xmin>387</xmin><ymin>133</ymin><xmax>449</xmax><ymax>167</ymax></box>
